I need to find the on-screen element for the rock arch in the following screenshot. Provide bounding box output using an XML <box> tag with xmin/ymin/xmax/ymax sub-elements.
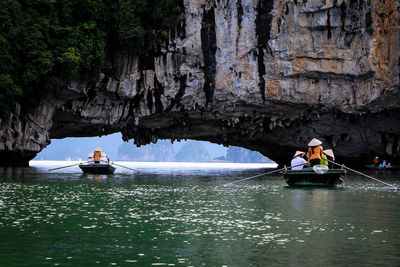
<box><xmin>1</xmin><ymin>0</ymin><xmax>399</xmax><ymax>166</ymax></box>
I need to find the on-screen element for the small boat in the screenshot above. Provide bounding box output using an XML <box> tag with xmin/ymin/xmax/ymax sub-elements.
<box><xmin>79</xmin><ymin>163</ymin><xmax>116</xmax><ymax>174</ymax></box>
<box><xmin>364</xmin><ymin>165</ymin><xmax>400</xmax><ymax>170</ymax></box>
<box><xmin>282</xmin><ymin>167</ymin><xmax>346</xmax><ymax>187</ymax></box>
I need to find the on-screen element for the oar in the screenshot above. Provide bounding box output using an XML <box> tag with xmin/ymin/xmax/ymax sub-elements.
<box><xmin>223</xmin><ymin>162</ymin><xmax>308</xmax><ymax>187</ymax></box>
<box><xmin>326</xmin><ymin>159</ymin><xmax>397</xmax><ymax>189</ymax></box>
<box><xmin>111</xmin><ymin>162</ymin><xmax>142</xmax><ymax>172</ymax></box>
<box><xmin>48</xmin><ymin>161</ymin><xmax>88</xmax><ymax>171</ymax></box>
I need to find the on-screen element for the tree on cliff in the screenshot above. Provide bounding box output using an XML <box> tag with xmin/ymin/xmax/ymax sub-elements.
<box><xmin>0</xmin><ymin>0</ymin><xmax>183</xmax><ymax>118</ymax></box>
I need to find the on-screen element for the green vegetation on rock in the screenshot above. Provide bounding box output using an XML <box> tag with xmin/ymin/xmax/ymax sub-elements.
<box><xmin>0</xmin><ymin>0</ymin><xmax>183</xmax><ymax>117</ymax></box>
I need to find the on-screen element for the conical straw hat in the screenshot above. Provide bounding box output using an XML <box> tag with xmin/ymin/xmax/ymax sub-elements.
<box><xmin>293</xmin><ymin>151</ymin><xmax>305</xmax><ymax>158</ymax></box>
<box><xmin>94</xmin><ymin>147</ymin><xmax>101</xmax><ymax>152</ymax></box>
<box><xmin>101</xmin><ymin>152</ymin><xmax>107</xmax><ymax>157</ymax></box>
<box><xmin>88</xmin><ymin>153</ymin><xmax>94</xmax><ymax>158</ymax></box>
<box><xmin>308</xmin><ymin>138</ymin><xmax>322</xmax><ymax>146</ymax></box>
<box><xmin>323</xmin><ymin>149</ymin><xmax>335</xmax><ymax>159</ymax></box>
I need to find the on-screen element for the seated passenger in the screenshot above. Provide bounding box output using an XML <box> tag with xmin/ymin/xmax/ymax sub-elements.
<box><xmin>291</xmin><ymin>151</ymin><xmax>308</xmax><ymax>170</ymax></box>
<box><xmin>323</xmin><ymin>149</ymin><xmax>335</xmax><ymax>168</ymax></box>
<box><xmin>100</xmin><ymin>152</ymin><xmax>109</xmax><ymax>163</ymax></box>
<box><xmin>379</xmin><ymin>160</ymin><xmax>387</xmax><ymax>168</ymax></box>
<box><xmin>321</xmin><ymin>154</ymin><xmax>328</xmax><ymax>166</ymax></box>
<box><xmin>88</xmin><ymin>153</ymin><xmax>94</xmax><ymax>163</ymax></box>
<box><xmin>373</xmin><ymin>156</ymin><xmax>379</xmax><ymax>167</ymax></box>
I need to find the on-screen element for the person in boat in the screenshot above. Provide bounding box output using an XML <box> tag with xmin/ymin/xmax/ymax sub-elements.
<box><xmin>387</xmin><ymin>162</ymin><xmax>392</xmax><ymax>168</ymax></box>
<box><xmin>306</xmin><ymin>138</ymin><xmax>323</xmax><ymax>167</ymax></box>
<box><xmin>373</xmin><ymin>156</ymin><xmax>379</xmax><ymax>167</ymax></box>
<box><xmin>93</xmin><ymin>147</ymin><xmax>102</xmax><ymax>163</ymax></box>
<box><xmin>321</xmin><ymin>153</ymin><xmax>328</xmax><ymax>166</ymax></box>
<box><xmin>88</xmin><ymin>152</ymin><xmax>94</xmax><ymax>163</ymax></box>
<box><xmin>100</xmin><ymin>152</ymin><xmax>109</xmax><ymax>163</ymax></box>
<box><xmin>379</xmin><ymin>160</ymin><xmax>387</xmax><ymax>169</ymax></box>
<box><xmin>323</xmin><ymin>149</ymin><xmax>335</xmax><ymax>168</ymax></box>
<box><xmin>291</xmin><ymin>151</ymin><xmax>308</xmax><ymax>170</ymax></box>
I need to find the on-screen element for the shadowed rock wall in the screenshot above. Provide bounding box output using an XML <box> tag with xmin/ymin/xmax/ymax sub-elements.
<box><xmin>1</xmin><ymin>0</ymin><xmax>399</xmax><ymax>166</ymax></box>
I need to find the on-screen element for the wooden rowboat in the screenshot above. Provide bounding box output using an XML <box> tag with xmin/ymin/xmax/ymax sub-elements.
<box><xmin>79</xmin><ymin>163</ymin><xmax>116</xmax><ymax>174</ymax></box>
<box><xmin>364</xmin><ymin>165</ymin><xmax>400</xmax><ymax>170</ymax></box>
<box><xmin>282</xmin><ymin>167</ymin><xmax>346</xmax><ymax>187</ymax></box>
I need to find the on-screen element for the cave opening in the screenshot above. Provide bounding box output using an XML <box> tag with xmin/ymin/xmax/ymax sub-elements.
<box><xmin>34</xmin><ymin>133</ymin><xmax>275</xmax><ymax>164</ymax></box>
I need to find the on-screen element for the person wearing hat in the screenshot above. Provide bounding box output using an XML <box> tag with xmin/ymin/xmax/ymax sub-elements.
<box><xmin>306</xmin><ymin>138</ymin><xmax>323</xmax><ymax>167</ymax></box>
<box><xmin>373</xmin><ymin>156</ymin><xmax>379</xmax><ymax>167</ymax></box>
<box><xmin>88</xmin><ymin>152</ymin><xmax>94</xmax><ymax>163</ymax></box>
<box><xmin>323</xmin><ymin>149</ymin><xmax>335</xmax><ymax>168</ymax></box>
<box><xmin>291</xmin><ymin>151</ymin><xmax>308</xmax><ymax>170</ymax></box>
<box><xmin>93</xmin><ymin>147</ymin><xmax>102</xmax><ymax>163</ymax></box>
<box><xmin>100</xmin><ymin>152</ymin><xmax>109</xmax><ymax>163</ymax></box>
<box><xmin>321</xmin><ymin>153</ymin><xmax>328</xmax><ymax>166</ymax></box>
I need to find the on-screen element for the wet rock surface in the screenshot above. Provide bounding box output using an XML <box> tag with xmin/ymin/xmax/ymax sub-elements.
<box><xmin>0</xmin><ymin>0</ymin><xmax>399</xmax><ymax>166</ymax></box>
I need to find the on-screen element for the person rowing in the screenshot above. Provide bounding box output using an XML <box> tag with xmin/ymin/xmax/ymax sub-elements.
<box><xmin>306</xmin><ymin>138</ymin><xmax>323</xmax><ymax>167</ymax></box>
<box><xmin>93</xmin><ymin>147</ymin><xmax>102</xmax><ymax>163</ymax></box>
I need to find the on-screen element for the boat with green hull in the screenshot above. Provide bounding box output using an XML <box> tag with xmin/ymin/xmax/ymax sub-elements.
<box><xmin>79</xmin><ymin>163</ymin><xmax>116</xmax><ymax>174</ymax></box>
<box><xmin>282</xmin><ymin>167</ymin><xmax>346</xmax><ymax>187</ymax></box>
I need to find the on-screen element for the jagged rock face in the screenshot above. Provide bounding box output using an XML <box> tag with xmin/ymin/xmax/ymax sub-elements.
<box><xmin>0</xmin><ymin>102</ymin><xmax>55</xmax><ymax>166</ymax></box>
<box><xmin>1</xmin><ymin>0</ymin><xmax>399</xmax><ymax>166</ymax></box>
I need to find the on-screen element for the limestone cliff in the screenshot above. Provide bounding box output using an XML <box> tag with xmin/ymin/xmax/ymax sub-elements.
<box><xmin>1</xmin><ymin>0</ymin><xmax>399</xmax><ymax>166</ymax></box>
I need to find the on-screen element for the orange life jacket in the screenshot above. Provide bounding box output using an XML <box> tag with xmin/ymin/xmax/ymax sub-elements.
<box><xmin>94</xmin><ymin>151</ymin><xmax>101</xmax><ymax>161</ymax></box>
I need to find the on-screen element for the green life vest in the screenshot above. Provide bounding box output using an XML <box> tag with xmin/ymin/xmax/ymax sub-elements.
<box><xmin>321</xmin><ymin>154</ymin><xmax>328</xmax><ymax>166</ymax></box>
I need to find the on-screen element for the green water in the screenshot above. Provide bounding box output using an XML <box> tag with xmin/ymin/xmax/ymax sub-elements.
<box><xmin>0</xmin><ymin>162</ymin><xmax>399</xmax><ymax>266</ymax></box>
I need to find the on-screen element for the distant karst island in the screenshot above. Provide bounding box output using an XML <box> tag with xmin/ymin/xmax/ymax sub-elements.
<box><xmin>35</xmin><ymin>133</ymin><xmax>272</xmax><ymax>163</ymax></box>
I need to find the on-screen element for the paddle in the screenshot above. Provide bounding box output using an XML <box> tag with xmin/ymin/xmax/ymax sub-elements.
<box><xmin>223</xmin><ymin>162</ymin><xmax>308</xmax><ymax>187</ymax></box>
<box><xmin>111</xmin><ymin>162</ymin><xmax>142</xmax><ymax>172</ymax></box>
<box><xmin>326</xmin><ymin>159</ymin><xmax>397</xmax><ymax>189</ymax></box>
<box><xmin>48</xmin><ymin>161</ymin><xmax>88</xmax><ymax>171</ymax></box>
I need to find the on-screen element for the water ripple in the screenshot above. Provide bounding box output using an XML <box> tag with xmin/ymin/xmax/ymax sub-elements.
<box><xmin>0</xmin><ymin>167</ymin><xmax>399</xmax><ymax>265</ymax></box>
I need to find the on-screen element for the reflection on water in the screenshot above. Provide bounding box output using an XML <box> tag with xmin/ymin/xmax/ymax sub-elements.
<box><xmin>0</xmin><ymin>161</ymin><xmax>399</xmax><ymax>266</ymax></box>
